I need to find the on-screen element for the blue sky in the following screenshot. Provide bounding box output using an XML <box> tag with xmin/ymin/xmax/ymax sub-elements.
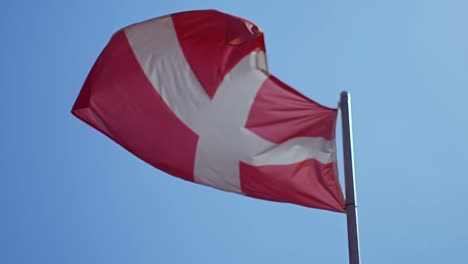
<box><xmin>2</xmin><ymin>0</ymin><xmax>467</xmax><ymax>263</ymax></box>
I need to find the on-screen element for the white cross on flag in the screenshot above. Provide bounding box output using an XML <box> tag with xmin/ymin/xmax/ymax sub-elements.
<box><xmin>72</xmin><ymin>10</ymin><xmax>345</xmax><ymax>212</ymax></box>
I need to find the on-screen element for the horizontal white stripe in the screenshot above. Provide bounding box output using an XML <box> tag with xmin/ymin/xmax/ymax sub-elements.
<box><xmin>247</xmin><ymin>137</ymin><xmax>335</xmax><ymax>166</ymax></box>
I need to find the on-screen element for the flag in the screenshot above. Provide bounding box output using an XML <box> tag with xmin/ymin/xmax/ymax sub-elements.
<box><xmin>72</xmin><ymin>10</ymin><xmax>345</xmax><ymax>212</ymax></box>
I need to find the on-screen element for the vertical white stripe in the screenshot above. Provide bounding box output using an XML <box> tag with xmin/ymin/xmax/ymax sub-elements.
<box><xmin>124</xmin><ymin>17</ymin><xmax>210</xmax><ymax>128</ymax></box>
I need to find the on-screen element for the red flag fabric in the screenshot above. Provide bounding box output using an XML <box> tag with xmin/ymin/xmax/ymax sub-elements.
<box><xmin>72</xmin><ymin>10</ymin><xmax>345</xmax><ymax>212</ymax></box>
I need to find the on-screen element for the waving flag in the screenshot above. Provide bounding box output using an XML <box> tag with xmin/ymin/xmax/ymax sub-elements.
<box><xmin>72</xmin><ymin>10</ymin><xmax>345</xmax><ymax>212</ymax></box>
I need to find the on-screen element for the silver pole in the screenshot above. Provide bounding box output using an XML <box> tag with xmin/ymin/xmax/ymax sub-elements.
<box><xmin>340</xmin><ymin>91</ymin><xmax>361</xmax><ymax>264</ymax></box>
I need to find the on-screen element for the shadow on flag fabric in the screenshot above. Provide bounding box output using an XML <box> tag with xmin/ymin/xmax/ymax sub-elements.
<box><xmin>72</xmin><ymin>10</ymin><xmax>346</xmax><ymax>212</ymax></box>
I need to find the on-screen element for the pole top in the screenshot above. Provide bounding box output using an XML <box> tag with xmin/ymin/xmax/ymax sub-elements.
<box><xmin>341</xmin><ymin>91</ymin><xmax>350</xmax><ymax>99</ymax></box>
<box><xmin>340</xmin><ymin>91</ymin><xmax>351</xmax><ymax>106</ymax></box>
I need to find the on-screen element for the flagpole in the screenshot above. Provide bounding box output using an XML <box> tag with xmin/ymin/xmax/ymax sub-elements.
<box><xmin>340</xmin><ymin>91</ymin><xmax>361</xmax><ymax>264</ymax></box>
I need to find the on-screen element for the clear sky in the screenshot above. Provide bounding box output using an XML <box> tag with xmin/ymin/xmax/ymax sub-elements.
<box><xmin>2</xmin><ymin>0</ymin><xmax>467</xmax><ymax>263</ymax></box>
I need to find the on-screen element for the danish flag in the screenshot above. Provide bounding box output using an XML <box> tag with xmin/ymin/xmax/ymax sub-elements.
<box><xmin>72</xmin><ymin>10</ymin><xmax>345</xmax><ymax>212</ymax></box>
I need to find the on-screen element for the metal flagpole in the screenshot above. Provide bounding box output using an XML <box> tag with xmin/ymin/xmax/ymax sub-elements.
<box><xmin>339</xmin><ymin>91</ymin><xmax>361</xmax><ymax>264</ymax></box>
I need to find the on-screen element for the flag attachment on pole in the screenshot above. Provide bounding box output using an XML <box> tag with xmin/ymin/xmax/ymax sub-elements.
<box><xmin>340</xmin><ymin>91</ymin><xmax>361</xmax><ymax>264</ymax></box>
